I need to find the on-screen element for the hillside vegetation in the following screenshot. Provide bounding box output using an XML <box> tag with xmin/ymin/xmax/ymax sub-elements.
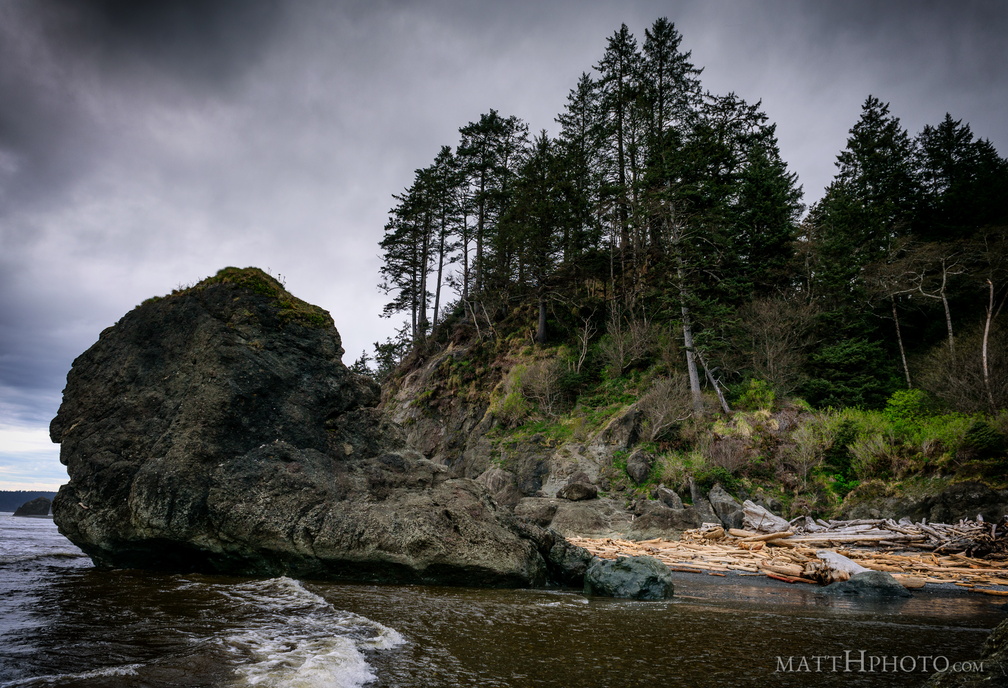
<box><xmin>366</xmin><ymin>18</ymin><xmax>1007</xmax><ymax>518</ymax></box>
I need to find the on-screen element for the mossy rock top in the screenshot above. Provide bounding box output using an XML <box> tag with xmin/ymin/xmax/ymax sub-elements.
<box><xmin>146</xmin><ymin>267</ymin><xmax>332</xmax><ymax>329</ymax></box>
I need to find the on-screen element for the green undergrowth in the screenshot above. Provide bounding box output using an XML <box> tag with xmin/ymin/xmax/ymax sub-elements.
<box><xmin>399</xmin><ymin>331</ymin><xmax>1007</xmax><ymax>520</ymax></box>
<box><xmin>477</xmin><ymin>344</ymin><xmax>999</xmax><ymax>515</ymax></box>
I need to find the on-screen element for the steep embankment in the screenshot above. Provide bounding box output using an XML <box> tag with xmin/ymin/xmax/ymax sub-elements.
<box><xmin>383</xmin><ymin>333</ymin><xmax>1008</xmax><ymax>536</ymax></box>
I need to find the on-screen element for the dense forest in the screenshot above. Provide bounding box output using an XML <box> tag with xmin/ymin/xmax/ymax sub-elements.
<box><xmin>367</xmin><ymin>18</ymin><xmax>1007</xmax><ymax>418</ymax></box>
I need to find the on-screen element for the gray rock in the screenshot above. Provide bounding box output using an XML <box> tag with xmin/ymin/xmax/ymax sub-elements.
<box><xmin>557</xmin><ymin>482</ymin><xmax>598</xmax><ymax>501</ymax></box>
<box><xmin>13</xmin><ymin>497</ymin><xmax>51</xmax><ymax>517</ymax></box>
<box><xmin>817</xmin><ymin>570</ymin><xmax>912</xmax><ymax>599</ymax></box>
<box><xmin>546</xmin><ymin>532</ymin><xmax>595</xmax><ymax>587</ymax></box>
<box><xmin>625</xmin><ymin>449</ymin><xmax>654</xmax><ymax>485</ymax></box>
<box><xmin>584</xmin><ymin>555</ymin><xmax>675</xmax><ymax>600</ymax></box>
<box><xmin>49</xmin><ymin>268</ymin><xmax>562</xmax><ymax>587</ymax></box>
<box><xmin>475</xmin><ymin>467</ymin><xmax>523</xmax><ymax>508</ymax></box>
<box><xmin>514</xmin><ymin>497</ymin><xmax>560</xmax><ymax>528</ymax></box>
<box><xmin>627</xmin><ymin>501</ymin><xmax>702</xmax><ymax>539</ymax></box>
<box><xmin>596</xmin><ymin>406</ymin><xmax>641</xmax><ymax>450</ymax></box>
<box><xmin>842</xmin><ymin>480</ymin><xmax>1008</xmax><ymax>524</ymax></box>
<box><xmin>708</xmin><ymin>484</ymin><xmax>744</xmax><ymax>530</ymax></box>
<box><xmin>689</xmin><ymin>477</ymin><xmax>722</xmax><ymax>526</ymax></box>
<box><xmin>653</xmin><ymin>485</ymin><xmax>683</xmax><ymax>509</ymax></box>
<box><xmin>517</xmin><ymin>497</ymin><xmax>634</xmax><ymax>539</ymax></box>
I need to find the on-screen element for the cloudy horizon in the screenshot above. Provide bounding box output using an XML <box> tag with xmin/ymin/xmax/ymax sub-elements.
<box><xmin>2</xmin><ymin>0</ymin><xmax>1006</xmax><ymax>491</ymax></box>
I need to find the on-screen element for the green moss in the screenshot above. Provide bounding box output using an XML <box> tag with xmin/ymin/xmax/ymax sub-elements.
<box><xmin>171</xmin><ymin>267</ymin><xmax>332</xmax><ymax>328</ymax></box>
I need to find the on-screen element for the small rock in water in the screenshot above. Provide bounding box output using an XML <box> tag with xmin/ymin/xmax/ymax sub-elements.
<box><xmin>584</xmin><ymin>555</ymin><xmax>675</xmax><ymax>600</ymax></box>
<box><xmin>817</xmin><ymin>570</ymin><xmax>911</xmax><ymax>599</ymax></box>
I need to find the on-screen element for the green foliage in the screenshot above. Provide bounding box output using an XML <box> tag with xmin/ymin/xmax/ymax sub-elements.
<box><xmin>802</xmin><ymin>338</ymin><xmax>898</xmax><ymax>409</ymax></box>
<box><xmin>489</xmin><ymin>364</ymin><xmax>532</xmax><ymax>428</ymax></box>
<box><xmin>961</xmin><ymin>421</ymin><xmax>1006</xmax><ymax>461</ymax></box>
<box><xmin>693</xmin><ymin>465</ymin><xmax>739</xmax><ymax>495</ymax></box>
<box><xmin>734</xmin><ymin>378</ymin><xmax>775</xmax><ymax>412</ymax></box>
<box><xmin>883</xmin><ymin>389</ymin><xmax>933</xmax><ymax>423</ymax></box>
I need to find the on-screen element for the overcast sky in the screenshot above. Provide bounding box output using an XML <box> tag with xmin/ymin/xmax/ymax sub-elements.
<box><xmin>1</xmin><ymin>0</ymin><xmax>1006</xmax><ymax>491</ymax></box>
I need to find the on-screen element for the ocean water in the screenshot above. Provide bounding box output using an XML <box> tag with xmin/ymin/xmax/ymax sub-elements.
<box><xmin>1</xmin><ymin>513</ymin><xmax>1005</xmax><ymax>687</ymax></box>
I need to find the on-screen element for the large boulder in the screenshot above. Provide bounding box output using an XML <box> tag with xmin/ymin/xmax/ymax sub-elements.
<box><xmin>689</xmin><ymin>478</ymin><xmax>722</xmax><ymax>526</ymax></box>
<box><xmin>627</xmin><ymin>501</ymin><xmax>702</xmax><ymax>539</ymax></box>
<box><xmin>557</xmin><ymin>482</ymin><xmax>598</xmax><ymax>501</ymax></box>
<box><xmin>13</xmin><ymin>497</ymin><xmax>51</xmax><ymax>517</ymax></box>
<box><xmin>583</xmin><ymin>556</ymin><xmax>675</xmax><ymax>600</ymax></box>
<box><xmin>50</xmin><ymin>268</ymin><xmax>579</xmax><ymax>587</ymax></box>
<box><xmin>708</xmin><ymin>484</ymin><xmax>744</xmax><ymax>530</ymax></box>
<box><xmin>625</xmin><ymin>449</ymin><xmax>654</xmax><ymax>485</ymax></box>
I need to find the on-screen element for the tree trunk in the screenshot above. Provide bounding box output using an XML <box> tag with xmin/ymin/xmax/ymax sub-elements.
<box><xmin>431</xmin><ymin>220</ymin><xmax>446</xmax><ymax>331</ymax></box>
<box><xmin>671</xmin><ymin>218</ymin><xmax>702</xmax><ymax>414</ymax></box>
<box><xmin>536</xmin><ymin>292</ymin><xmax>547</xmax><ymax>345</ymax></box>
<box><xmin>475</xmin><ymin>173</ymin><xmax>486</xmax><ymax>294</ymax></box>
<box><xmin>461</xmin><ymin>207</ymin><xmax>471</xmax><ymax>300</ymax></box>
<box><xmin>941</xmin><ymin>291</ymin><xmax>955</xmax><ymax>356</ymax></box>
<box><xmin>696</xmin><ymin>349</ymin><xmax>731</xmax><ymax>414</ymax></box>
<box><xmin>680</xmin><ymin>297</ymin><xmax>703</xmax><ymax>415</ymax></box>
<box><xmin>983</xmin><ymin>279</ymin><xmax>996</xmax><ymax>413</ymax></box>
<box><xmin>892</xmin><ymin>295</ymin><xmax>912</xmax><ymax>388</ymax></box>
<box><xmin>418</xmin><ymin>214</ymin><xmax>431</xmax><ymax>340</ymax></box>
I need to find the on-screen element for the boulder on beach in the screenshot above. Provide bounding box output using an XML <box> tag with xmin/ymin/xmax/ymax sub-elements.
<box><xmin>50</xmin><ymin>267</ymin><xmax>587</xmax><ymax>587</ymax></box>
<box><xmin>13</xmin><ymin>497</ymin><xmax>51</xmax><ymax>517</ymax></box>
<box><xmin>816</xmin><ymin>570</ymin><xmax>911</xmax><ymax>599</ymax></box>
<box><xmin>583</xmin><ymin>555</ymin><xmax>675</xmax><ymax>600</ymax></box>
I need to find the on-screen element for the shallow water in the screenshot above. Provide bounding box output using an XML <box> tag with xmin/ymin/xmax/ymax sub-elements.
<box><xmin>1</xmin><ymin>514</ymin><xmax>1004</xmax><ymax>687</ymax></box>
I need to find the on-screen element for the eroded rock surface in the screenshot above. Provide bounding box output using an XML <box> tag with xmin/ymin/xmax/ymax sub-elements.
<box><xmin>51</xmin><ymin>268</ymin><xmax>584</xmax><ymax>587</ymax></box>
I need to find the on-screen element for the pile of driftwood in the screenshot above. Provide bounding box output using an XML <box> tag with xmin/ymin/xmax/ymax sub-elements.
<box><xmin>567</xmin><ymin>501</ymin><xmax>1008</xmax><ymax>595</ymax></box>
<box><xmin>740</xmin><ymin>500</ymin><xmax>1008</xmax><ymax>558</ymax></box>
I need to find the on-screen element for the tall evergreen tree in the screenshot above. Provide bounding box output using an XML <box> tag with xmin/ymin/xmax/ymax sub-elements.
<box><xmin>595</xmin><ymin>24</ymin><xmax>642</xmax><ymax>253</ymax></box>
<box><xmin>505</xmin><ymin>132</ymin><xmax>567</xmax><ymax>343</ymax></box>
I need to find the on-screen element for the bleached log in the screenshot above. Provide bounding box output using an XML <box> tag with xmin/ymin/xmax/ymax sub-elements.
<box><xmin>741</xmin><ymin>530</ymin><xmax>793</xmax><ymax>543</ymax></box>
<box><xmin>816</xmin><ymin>550</ymin><xmax>869</xmax><ymax>577</ymax></box>
<box><xmin>742</xmin><ymin>500</ymin><xmax>792</xmax><ymax>533</ymax></box>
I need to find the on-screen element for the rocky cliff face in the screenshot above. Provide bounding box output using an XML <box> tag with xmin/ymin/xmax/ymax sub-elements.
<box><xmin>51</xmin><ymin>268</ymin><xmax>582</xmax><ymax>586</ymax></box>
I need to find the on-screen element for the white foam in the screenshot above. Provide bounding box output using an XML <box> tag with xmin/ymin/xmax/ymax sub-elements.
<box><xmin>1</xmin><ymin>663</ymin><xmax>142</xmax><ymax>686</ymax></box>
<box><xmin>217</xmin><ymin>577</ymin><xmax>404</xmax><ymax>688</ymax></box>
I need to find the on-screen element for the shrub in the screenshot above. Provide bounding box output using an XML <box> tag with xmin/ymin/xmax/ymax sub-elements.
<box><xmin>782</xmin><ymin>422</ymin><xmax>826</xmax><ymax>489</ymax></box>
<box><xmin>703</xmin><ymin>436</ymin><xmax>751</xmax><ymax>474</ymax></box>
<box><xmin>822</xmin><ymin>417</ymin><xmax>857</xmax><ymax>481</ymax></box>
<box><xmin>959</xmin><ymin>420</ymin><xmax>1006</xmax><ymax>462</ymax></box>
<box><xmin>520</xmin><ymin>358</ymin><xmax>567</xmax><ymax>416</ymax></box>
<box><xmin>693</xmin><ymin>465</ymin><xmax>738</xmax><ymax>494</ymax></box>
<box><xmin>735</xmin><ymin>378</ymin><xmax>775</xmax><ymax>412</ymax></box>
<box><xmin>489</xmin><ymin>365</ymin><xmax>530</xmax><ymax>428</ymax></box>
<box><xmin>883</xmin><ymin>389</ymin><xmax>933</xmax><ymax>423</ymax></box>
<box><xmin>638</xmin><ymin>375</ymin><xmax>693</xmax><ymax>443</ymax></box>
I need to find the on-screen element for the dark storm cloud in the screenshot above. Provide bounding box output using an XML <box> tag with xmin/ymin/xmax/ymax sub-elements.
<box><xmin>0</xmin><ymin>0</ymin><xmax>283</xmax><ymax>216</ymax></box>
<box><xmin>44</xmin><ymin>0</ymin><xmax>284</xmax><ymax>90</ymax></box>
<box><xmin>1</xmin><ymin>0</ymin><xmax>1006</xmax><ymax>489</ymax></box>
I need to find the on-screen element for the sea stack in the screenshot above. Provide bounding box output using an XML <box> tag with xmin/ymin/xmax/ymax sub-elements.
<box><xmin>13</xmin><ymin>497</ymin><xmax>51</xmax><ymax>517</ymax></box>
<box><xmin>50</xmin><ymin>267</ymin><xmax>580</xmax><ymax>586</ymax></box>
